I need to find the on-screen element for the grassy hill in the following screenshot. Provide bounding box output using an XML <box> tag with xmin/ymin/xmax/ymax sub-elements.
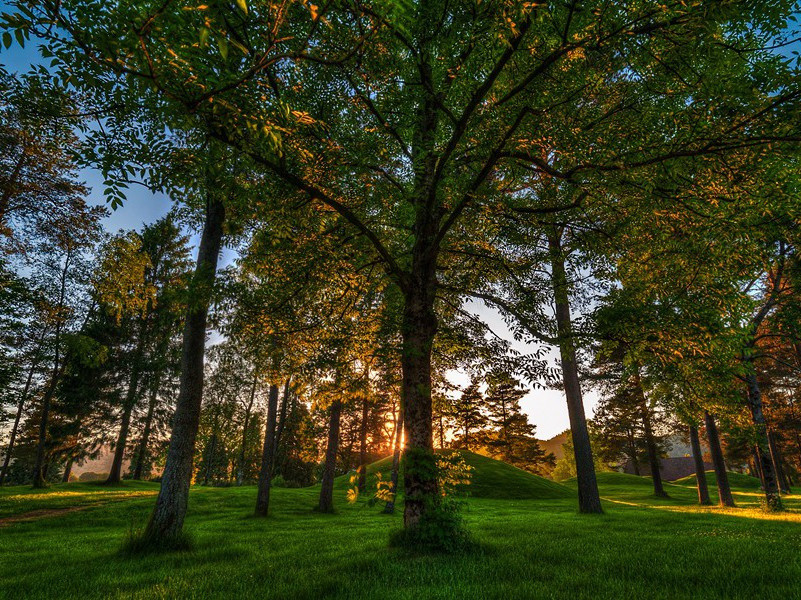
<box><xmin>336</xmin><ymin>449</ymin><xmax>573</xmax><ymax>500</ymax></box>
<box><xmin>674</xmin><ymin>470</ymin><xmax>763</xmax><ymax>491</ymax></box>
<box><xmin>538</xmin><ymin>430</ymin><xmax>570</xmax><ymax>461</ymax></box>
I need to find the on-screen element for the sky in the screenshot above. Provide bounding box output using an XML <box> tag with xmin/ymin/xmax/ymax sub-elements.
<box><xmin>0</xmin><ymin>20</ymin><xmax>597</xmax><ymax>441</ymax></box>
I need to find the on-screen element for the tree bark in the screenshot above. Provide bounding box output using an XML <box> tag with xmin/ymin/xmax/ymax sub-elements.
<box><xmin>107</xmin><ymin>323</ymin><xmax>150</xmax><ymax>484</ymax></box>
<box><xmin>144</xmin><ymin>192</ymin><xmax>225</xmax><ymax>542</ymax></box>
<box><xmin>317</xmin><ymin>398</ymin><xmax>342</xmax><ymax>513</ymax></box>
<box><xmin>767</xmin><ymin>430</ymin><xmax>791</xmax><ymax>494</ymax></box>
<box><xmin>274</xmin><ymin>379</ymin><xmax>291</xmax><ymax>458</ymax></box>
<box><xmin>689</xmin><ymin>425</ymin><xmax>711</xmax><ymax>505</ymax></box>
<box><xmin>547</xmin><ymin>227</ymin><xmax>602</xmax><ymax>513</ymax></box>
<box><xmin>0</xmin><ymin>349</ymin><xmax>41</xmax><ymax>485</ymax></box>
<box><xmin>357</xmin><ymin>395</ymin><xmax>369</xmax><ymax>493</ymax></box>
<box><xmin>255</xmin><ymin>384</ymin><xmax>279</xmax><ymax>517</ymax></box>
<box><xmin>61</xmin><ymin>458</ymin><xmax>73</xmax><ymax>483</ymax></box>
<box><xmin>634</xmin><ymin>369</ymin><xmax>667</xmax><ymax>498</ymax></box>
<box><xmin>704</xmin><ymin>411</ymin><xmax>735</xmax><ymax>507</ymax></box>
<box><xmin>744</xmin><ymin>371</ymin><xmax>782</xmax><ymax>509</ymax></box>
<box><xmin>237</xmin><ymin>374</ymin><xmax>258</xmax><ymax>486</ymax></box>
<box><xmin>132</xmin><ymin>371</ymin><xmax>163</xmax><ymax>480</ymax></box>
<box><xmin>383</xmin><ymin>409</ymin><xmax>404</xmax><ymax>514</ymax></box>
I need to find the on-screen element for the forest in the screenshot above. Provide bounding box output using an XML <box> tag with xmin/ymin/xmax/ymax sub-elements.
<box><xmin>1</xmin><ymin>1</ymin><xmax>801</xmax><ymax>598</ymax></box>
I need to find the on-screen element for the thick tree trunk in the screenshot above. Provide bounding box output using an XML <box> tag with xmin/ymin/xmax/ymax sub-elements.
<box><xmin>704</xmin><ymin>411</ymin><xmax>735</xmax><ymax>507</ymax></box>
<box><xmin>255</xmin><ymin>384</ymin><xmax>279</xmax><ymax>517</ymax></box>
<box><xmin>383</xmin><ymin>410</ymin><xmax>404</xmax><ymax>515</ymax></box>
<box><xmin>317</xmin><ymin>398</ymin><xmax>342</xmax><ymax>513</ymax></box>
<box><xmin>744</xmin><ymin>372</ymin><xmax>782</xmax><ymax>509</ymax></box>
<box><xmin>548</xmin><ymin>228</ymin><xmax>602</xmax><ymax>513</ymax></box>
<box><xmin>400</xmin><ymin>286</ymin><xmax>439</xmax><ymax>528</ymax></box>
<box><xmin>357</xmin><ymin>396</ymin><xmax>369</xmax><ymax>493</ymax></box>
<box><xmin>237</xmin><ymin>375</ymin><xmax>258</xmax><ymax>486</ymax></box>
<box><xmin>144</xmin><ymin>193</ymin><xmax>225</xmax><ymax>543</ymax></box>
<box><xmin>767</xmin><ymin>431</ymin><xmax>791</xmax><ymax>494</ymax></box>
<box><xmin>133</xmin><ymin>371</ymin><xmax>162</xmax><ymax>481</ymax></box>
<box><xmin>689</xmin><ymin>425</ymin><xmax>711</xmax><ymax>505</ymax></box>
<box><xmin>634</xmin><ymin>370</ymin><xmax>667</xmax><ymax>498</ymax></box>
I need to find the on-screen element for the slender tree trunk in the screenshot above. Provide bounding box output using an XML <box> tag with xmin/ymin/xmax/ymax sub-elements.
<box><xmin>317</xmin><ymin>398</ymin><xmax>342</xmax><ymax>513</ymax></box>
<box><xmin>255</xmin><ymin>384</ymin><xmax>279</xmax><ymax>517</ymax></box>
<box><xmin>237</xmin><ymin>375</ymin><xmax>257</xmax><ymax>486</ymax></box>
<box><xmin>627</xmin><ymin>432</ymin><xmax>640</xmax><ymax>476</ymax></box>
<box><xmin>634</xmin><ymin>370</ymin><xmax>667</xmax><ymax>498</ymax></box>
<box><xmin>61</xmin><ymin>458</ymin><xmax>73</xmax><ymax>483</ymax></box>
<box><xmin>274</xmin><ymin>379</ymin><xmax>291</xmax><ymax>457</ymax></box>
<box><xmin>689</xmin><ymin>425</ymin><xmax>711</xmax><ymax>505</ymax></box>
<box><xmin>548</xmin><ymin>227</ymin><xmax>602</xmax><ymax>513</ymax></box>
<box><xmin>744</xmin><ymin>371</ymin><xmax>782</xmax><ymax>510</ymax></box>
<box><xmin>767</xmin><ymin>430</ymin><xmax>791</xmax><ymax>494</ymax></box>
<box><xmin>752</xmin><ymin>446</ymin><xmax>766</xmax><ymax>488</ymax></box>
<box><xmin>357</xmin><ymin>396</ymin><xmax>369</xmax><ymax>493</ymax></box>
<box><xmin>384</xmin><ymin>410</ymin><xmax>405</xmax><ymax>515</ymax></box>
<box><xmin>33</xmin><ymin>248</ymin><xmax>72</xmax><ymax>488</ymax></box>
<box><xmin>438</xmin><ymin>414</ymin><xmax>445</xmax><ymax>449</ymax></box>
<box><xmin>144</xmin><ymin>192</ymin><xmax>225</xmax><ymax>543</ymax></box>
<box><xmin>107</xmin><ymin>324</ymin><xmax>150</xmax><ymax>484</ymax></box>
<box><xmin>0</xmin><ymin>352</ymin><xmax>41</xmax><ymax>485</ymax></box>
<box><xmin>704</xmin><ymin>411</ymin><xmax>735</xmax><ymax>507</ymax></box>
<box><xmin>133</xmin><ymin>371</ymin><xmax>163</xmax><ymax>481</ymax></box>
<box><xmin>203</xmin><ymin>409</ymin><xmax>220</xmax><ymax>485</ymax></box>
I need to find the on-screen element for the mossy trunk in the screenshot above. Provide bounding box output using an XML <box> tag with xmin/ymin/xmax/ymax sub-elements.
<box><xmin>689</xmin><ymin>425</ymin><xmax>711</xmax><ymax>505</ymax></box>
<box><xmin>317</xmin><ymin>399</ymin><xmax>342</xmax><ymax>513</ymax></box>
<box><xmin>704</xmin><ymin>411</ymin><xmax>735</xmax><ymax>507</ymax></box>
<box><xmin>255</xmin><ymin>384</ymin><xmax>279</xmax><ymax>517</ymax></box>
<box><xmin>144</xmin><ymin>193</ymin><xmax>225</xmax><ymax>542</ymax></box>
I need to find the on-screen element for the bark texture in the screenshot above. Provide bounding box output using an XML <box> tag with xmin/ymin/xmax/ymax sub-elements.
<box><xmin>704</xmin><ymin>411</ymin><xmax>735</xmax><ymax>507</ymax></box>
<box><xmin>144</xmin><ymin>194</ymin><xmax>225</xmax><ymax>542</ymax></box>
<box><xmin>689</xmin><ymin>425</ymin><xmax>711</xmax><ymax>505</ymax></box>
<box><xmin>255</xmin><ymin>384</ymin><xmax>279</xmax><ymax>517</ymax></box>
<box><xmin>745</xmin><ymin>372</ymin><xmax>782</xmax><ymax>509</ymax></box>
<box><xmin>317</xmin><ymin>399</ymin><xmax>342</xmax><ymax>513</ymax></box>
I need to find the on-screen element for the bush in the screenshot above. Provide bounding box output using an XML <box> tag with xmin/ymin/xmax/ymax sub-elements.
<box><xmin>78</xmin><ymin>471</ymin><xmax>107</xmax><ymax>482</ymax></box>
<box><xmin>389</xmin><ymin>499</ymin><xmax>471</xmax><ymax>553</ymax></box>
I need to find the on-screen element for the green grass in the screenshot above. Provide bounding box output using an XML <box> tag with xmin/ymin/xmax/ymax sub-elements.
<box><xmin>1</xmin><ymin>461</ymin><xmax>800</xmax><ymax>600</ymax></box>
<box><xmin>674</xmin><ymin>470</ymin><xmax>763</xmax><ymax>491</ymax></box>
<box><xmin>351</xmin><ymin>450</ymin><xmax>573</xmax><ymax>500</ymax></box>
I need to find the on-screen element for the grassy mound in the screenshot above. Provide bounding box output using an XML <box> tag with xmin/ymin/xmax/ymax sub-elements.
<box><xmin>563</xmin><ymin>471</ymin><xmax>655</xmax><ymax>489</ymax></box>
<box><xmin>674</xmin><ymin>470</ymin><xmax>762</xmax><ymax>491</ymax></box>
<box><xmin>337</xmin><ymin>449</ymin><xmax>573</xmax><ymax>500</ymax></box>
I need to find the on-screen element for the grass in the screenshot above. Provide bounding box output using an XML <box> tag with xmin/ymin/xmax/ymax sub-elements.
<box><xmin>1</xmin><ymin>457</ymin><xmax>800</xmax><ymax>600</ymax></box>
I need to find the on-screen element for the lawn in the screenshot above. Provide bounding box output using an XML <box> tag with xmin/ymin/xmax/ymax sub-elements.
<box><xmin>1</xmin><ymin>458</ymin><xmax>800</xmax><ymax>600</ymax></box>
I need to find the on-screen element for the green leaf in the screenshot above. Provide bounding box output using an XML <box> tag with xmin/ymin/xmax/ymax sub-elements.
<box><xmin>217</xmin><ymin>36</ymin><xmax>228</xmax><ymax>60</ymax></box>
<box><xmin>236</xmin><ymin>0</ymin><xmax>248</xmax><ymax>15</ymax></box>
<box><xmin>14</xmin><ymin>27</ymin><xmax>24</xmax><ymax>48</ymax></box>
<box><xmin>199</xmin><ymin>27</ymin><xmax>209</xmax><ymax>47</ymax></box>
<box><xmin>2</xmin><ymin>32</ymin><xmax>11</xmax><ymax>49</ymax></box>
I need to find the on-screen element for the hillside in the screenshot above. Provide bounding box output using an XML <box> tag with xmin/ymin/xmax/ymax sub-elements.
<box><xmin>674</xmin><ymin>470</ymin><xmax>763</xmax><ymax>491</ymax></box>
<box><xmin>538</xmin><ymin>431</ymin><xmax>570</xmax><ymax>461</ymax></box>
<box><xmin>337</xmin><ymin>449</ymin><xmax>573</xmax><ymax>500</ymax></box>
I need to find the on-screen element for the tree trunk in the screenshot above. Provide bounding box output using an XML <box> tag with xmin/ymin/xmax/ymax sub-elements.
<box><xmin>61</xmin><ymin>458</ymin><xmax>73</xmax><ymax>483</ymax></box>
<box><xmin>237</xmin><ymin>375</ymin><xmax>258</xmax><ymax>486</ymax></box>
<box><xmin>33</xmin><ymin>248</ymin><xmax>72</xmax><ymax>488</ymax></box>
<box><xmin>689</xmin><ymin>425</ymin><xmax>711</xmax><ymax>505</ymax></box>
<box><xmin>0</xmin><ymin>351</ymin><xmax>40</xmax><ymax>485</ymax></box>
<box><xmin>634</xmin><ymin>369</ymin><xmax>667</xmax><ymax>498</ymax></box>
<box><xmin>317</xmin><ymin>398</ymin><xmax>342</xmax><ymax>513</ymax></box>
<box><xmin>203</xmin><ymin>410</ymin><xmax>219</xmax><ymax>486</ymax></box>
<box><xmin>400</xmin><ymin>284</ymin><xmax>439</xmax><ymax>528</ymax></box>
<box><xmin>383</xmin><ymin>410</ymin><xmax>404</xmax><ymax>514</ymax></box>
<box><xmin>144</xmin><ymin>192</ymin><xmax>225</xmax><ymax>543</ymax></box>
<box><xmin>744</xmin><ymin>371</ymin><xmax>782</xmax><ymax>510</ymax></box>
<box><xmin>357</xmin><ymin>396</ymin><xmax>369</xmax><ymax>493</ymax></box>
<box><xmin>438</xmin><ymin>414</ymin><xmax>445</xmax><ymax>449</ymax></box>
<box><xmin>627</xmin><ymin>432</ymin><xmax>640</xmax><ymax>476</ymax></box>
<box><xmin>274</xmin><ymin>379</ymin><xmax>291</xmax><ymax>457</ymax></box>
<box><xmin>107</xmin><ymin>324</ymin><xmax>150</xmax><ymax>484</ymax></box>
<box><xmin>133</xmin><ymin>371</ymin><xmax>163</xmax><ymax>481</ymax></box>
<box><xmin>255</xmin><ymin>384</ymin><xmax>279</xmax><ymax>517</ymax></box>
<box><xmin>704</xmin><ymin>411</ymin><xmax>735</xmax><ymax>507</ymax></box>
<box><xmin>767</xmin><ymin>430</ymin><xmax>791</xmax><ymax>494</ymax></box>
<box><xmin>547</xmin><ymin>227</ymin><xmax>602</xmax><ymax>513</ymax></box>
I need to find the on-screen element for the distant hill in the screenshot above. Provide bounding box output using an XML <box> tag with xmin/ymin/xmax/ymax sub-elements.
<box><xmin>538</xmin><ymin>430</ymin><xmax>570</xmax><ymax>461</ymax></box>
<box><xmin>674</xmin><ymin>470</ymin><xmax>762</xmax><ymax>491</ymax></box>
<box><xmin>337</xmin><ymin>449</ymin><xmax>573</xmax><ymax>500</ymax></box>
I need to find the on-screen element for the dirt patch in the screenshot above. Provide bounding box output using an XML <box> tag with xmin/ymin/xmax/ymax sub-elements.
<box><xmin>0</xmin><ymin>503</ymin><xmax>102</xmax><ymax>527</ymax></box>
